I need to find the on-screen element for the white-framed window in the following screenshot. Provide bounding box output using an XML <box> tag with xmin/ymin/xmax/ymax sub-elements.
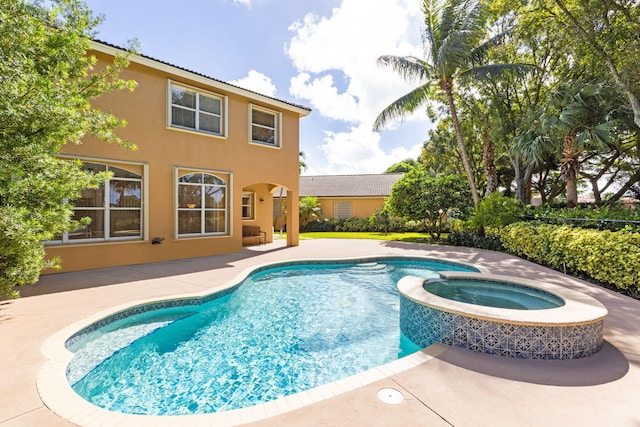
<box><xmin>333</xmin><ymin>201</ymin><xmax>353</xmax><ymax>218</ymax></box>
<box><xmin>250</xmin><ymin>104</ymin><xmax>280</xmax><ymax>147</ymax></box>
<box><xmin>51</xmin><ymin>162</ymin><xmax>144</xmax><ymax>243</ymax></box>
<box><xmin>169</xmin><ymin>81</ymin><xmax>225</xmax><ymax>136</ymax></box>
<box><xmin>177</xmin><ymin>171</ymin><xmax>228</xmax><ymax>236</ymax></box>
<box><xmin>242</xmin><ymin>192</ymin><xmax>254</xmax><ymax>220</ymax></box>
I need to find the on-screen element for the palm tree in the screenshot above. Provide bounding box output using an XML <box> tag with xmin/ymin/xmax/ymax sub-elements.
<box><xmin>298</xmin><ymin>196</ymin><xmax>321</xmax><ymax>231</ymax></box>
<box><xmin>299</xmin><ymin>151</ymin><xmax>308</xmax><ymax>174</ymax></box>
<box><xmin>375</xmin><ymin>0</ymin><xmax>521</xmax><ymax>207</ymax></box>
<box><xmin>513</xmin><ymin>81</ymin><xmax>621</xmax><ymax>207</ymax></box>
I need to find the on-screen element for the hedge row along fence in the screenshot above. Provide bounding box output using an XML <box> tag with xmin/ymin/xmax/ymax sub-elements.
<box><xmin>500</xmin><ymin>222</ymin><xmax>640</xmax><ymax>294</ymax></box>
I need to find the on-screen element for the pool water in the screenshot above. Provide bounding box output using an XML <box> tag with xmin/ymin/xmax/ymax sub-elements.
<box><xmin>423</xmin><ymin>279</ymin><xmax>565</xmax><ymax>310</ymax></box>
<box><xmin>68</xmin><ymin>260</ymin><xmax>476</xmax><ymax>415</ymax></box>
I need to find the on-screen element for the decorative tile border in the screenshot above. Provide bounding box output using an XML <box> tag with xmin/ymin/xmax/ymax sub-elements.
<box><xmin>401</xmin><ymin>297</ymin><xmax>604</xmax><ymax>359</ymax></box>
<box><xmin>398</xmin><ymin>274</ymin><xmax>607</xmax><ymax>360</ymax></box>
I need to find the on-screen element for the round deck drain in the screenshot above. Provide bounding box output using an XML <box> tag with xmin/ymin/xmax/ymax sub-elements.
<box><xmin>377</xmin><ymin>388</ymin><xmax>404</xmax><ymax>404</ymax></box>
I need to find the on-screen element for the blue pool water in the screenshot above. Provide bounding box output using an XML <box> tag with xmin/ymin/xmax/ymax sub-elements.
<box><xmin>67</xmin><ymin>259</ymin><xmax>476</xmax><ymax>415</ymax></box>
<box><xmin>423</xmin><ymin>279</ymin><xmax>565</xmax><ymax>310</ymax></box>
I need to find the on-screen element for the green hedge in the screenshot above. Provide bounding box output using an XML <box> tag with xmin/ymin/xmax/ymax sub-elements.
<box><xmin>500</xmin><ymin>222</ymin><xmax>640</xmax><ymax>294</ymax></box>
<box><xmin>303</xmin><ymin>218</ymin><xmax>423</xmax><ymax>233</ymax></box>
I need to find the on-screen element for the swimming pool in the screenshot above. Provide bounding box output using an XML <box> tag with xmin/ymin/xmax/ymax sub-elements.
<box><xmin>65</xmin><ymin>258</ymin><xmax>477</xmax><ymax>415</ymax></box>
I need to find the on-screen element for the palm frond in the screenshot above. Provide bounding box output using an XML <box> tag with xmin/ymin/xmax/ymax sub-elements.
<box><xmin>512</xmin><ymin>132</ymin><xmax>555</xmax><ymax>166</ymax></box>
<box><xmin>422</xmin><ymin>0</ymin><xmax>445</xmax><ymax>67</ymax></box>
<box><xmin>377</xmin><ymin>55</ymin><xmax>432</xmax><ymax>83</ymax></box>
<box><xmin>373</xmin><ymin>85</ymin><xmax>432</xmax><ymax>131</ymax></box>
<box><xmin>575</xmin><ymin>121</ymin><xmax>617</xmax><ymax>150</ymax></box>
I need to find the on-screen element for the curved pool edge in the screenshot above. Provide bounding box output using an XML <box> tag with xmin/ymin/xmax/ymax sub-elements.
<box><xmin>38</xmin><ymin>328</ymin><xmax>448</xmax><ymax>426</ymax></box>
<box><xmin>398</xmin><ymin>273</ymin><xmax>608</xmax><ymax>360</ymax></box>
<box><xmin>38</xmin><ymin>255</ymin><xmax>478</xmax><ymax>425</ymax></box>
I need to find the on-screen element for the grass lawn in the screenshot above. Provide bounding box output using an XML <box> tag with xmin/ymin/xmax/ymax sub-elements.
<box><xmin>299</xmin><ymin>231</ymin><xmax>446</xmax><ymax>243</ymax></box>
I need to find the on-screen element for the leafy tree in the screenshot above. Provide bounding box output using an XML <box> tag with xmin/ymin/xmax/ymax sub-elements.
<box><xmin>375</xmin><ymin>0</ymin><xmax>527</xmax><ymax>207</ymax></box>
<box><xmin>369</xmin><ymin>203</ymin><xmax>393</xmax><ymax>235</ymax></box>
<box><xmin>385</xmin><ymin>158</ymin><xmax>418</xmax><ymax>173</ymax></box>
<box><xmin>0</xmin><ymin>0</ymin><xmax>135</xmax><ymax>298</ymax></box>
<box><xmin>534</xmin><ymin>0</ymin><xmax>640</xmax><ymax>129</ymax></box>
<box><xmin>514</xmin><ymin>81</ymin><xmax>623</xmax><ymax>207</ymax></box>
<box><xmin>299</xmin><ymin>196</ymin><xmax>322</xmax><ymax>231</ymax></box>
<box><xmin>388</xmin><ymin>168</ymin><xmax>471</xmax><ymax>239</ymax></box>
<box><xmin>470</xmin><ymin>192</ymin><xmax>523</xmax><ymax>230</ymax></box>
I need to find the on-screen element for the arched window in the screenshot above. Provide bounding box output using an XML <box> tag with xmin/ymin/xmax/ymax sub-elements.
<box><xmin>177</xmin><ymin>172</ymin><xmax>228</xmax><ymax>236</ymax></box>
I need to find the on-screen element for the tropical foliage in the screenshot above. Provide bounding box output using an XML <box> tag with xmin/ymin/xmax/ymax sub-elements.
<box><xmin>387</xmin><ymin>169</ymin><xmax>471</xmax><ymax>239</ymax></box>
<box><xmin>0</xmin><ymin>0</ymin><xmax>135</xmax><ymax>298</ymax></box>
<box><xmin>501</xmin><ymin>222</ymin><xmax>640</xmax><ymax>295</ymax></box>
<box><xmin>298</xmin><ymin>196</ymin><xmax>322</xmax><ymax>231</ymax></box>
<box><xmin>377</xmin><ymin>0</ymin><xmax>639</xmax><ymax>209</ymax></box>
<box><xmin>376</xmin><ymin>0</ymin><xmax>533</xmax><ymax>207</ymax></box>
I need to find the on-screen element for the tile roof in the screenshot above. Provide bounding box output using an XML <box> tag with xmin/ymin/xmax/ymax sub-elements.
<box><xmin>300</xmin><ymin>174</ymin><xmax>403</xmax><ymax>197</ymax></box>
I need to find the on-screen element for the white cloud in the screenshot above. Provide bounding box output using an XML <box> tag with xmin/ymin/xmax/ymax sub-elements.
<box><xmin>290</xmin><ymin>73</ymin><xmax>359</xmax><ymax>122</ymax></box>
<box><xmin>307</xmin><ymin>124</ymin><xmax>422</xmax><ymax>175</ymax></box>
<box><xmin>232</xmin><ymin>0</ymin><xmax>252</xmax><ymax>7</ymax></box>
<box><xmin>286</xmin><ymin>0</ymin><xmax>431</xmax><ymax>174</ymax></box>
<box><xmin>229</xmin><ymin>70</ymin><xmax>277</xmax><ymax>97</ymax></box>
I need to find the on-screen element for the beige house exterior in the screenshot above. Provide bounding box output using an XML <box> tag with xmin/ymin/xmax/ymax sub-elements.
<box><xmin>44</xmin><ymin>41</ymin><xmax>310</xmax><ymax>273</ymax></box>
<box><xmin>300</xmin><ymin>173</ymin><xmax>403</xmax><ymax>219</ymax></box>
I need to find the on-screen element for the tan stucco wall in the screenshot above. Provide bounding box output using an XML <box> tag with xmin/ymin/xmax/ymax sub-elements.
<box><xmin>44</xmin><ymin>49</ymin><xmax>305</xmax><ymax>273</ymax></box>
<box><xmin>317</xmin><ymin>197</ymin><xmax>386</xmax><ymax>219</ymax></box>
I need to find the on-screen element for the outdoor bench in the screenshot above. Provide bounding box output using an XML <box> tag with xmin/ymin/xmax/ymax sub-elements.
<box><xmin>242</xmin><ymin>225</ymin><xmax>266</xmax><ymax>245</ymax></box>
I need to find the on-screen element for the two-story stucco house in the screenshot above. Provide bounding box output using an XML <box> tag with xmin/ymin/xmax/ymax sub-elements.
<box><xmin>44</xmin><ymin>41</ymin><xmax>310</xmax><ymax>273</ymax></box>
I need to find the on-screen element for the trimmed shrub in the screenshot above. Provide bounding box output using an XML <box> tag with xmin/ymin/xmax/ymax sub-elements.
<box><xmin>303</xmin><ymin>217</ymin><xmax>422</xmax><ymax>233</ymax></box>
<box><xmin>447</xmin><ymin>231</ymin><xmax>504</xmax><ymax>251</ymax></box>
<box><xmin>500</xmin><ymin>222</ymin><xmax>640</xmax><ymax>294</ymax></box>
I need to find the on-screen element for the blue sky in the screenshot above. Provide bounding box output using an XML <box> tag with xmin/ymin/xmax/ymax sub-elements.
<box><xmin>84</xmin><ymin>0</ymin><xmax>435</xmax><ymax>175</ymax></box>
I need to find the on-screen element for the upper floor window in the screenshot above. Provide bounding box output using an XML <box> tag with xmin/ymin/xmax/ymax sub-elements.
<box><xmin>58</xmin><ymin>162</ymin><xmax>143</xmax><ymax>243</ymax></box>
<box><xmin>170</xmin><ymin>82</ymin><xmax>225</xmax><ymax>136</ymax></box>
<box><xmin>177</xmin><ymin>171</ymin><xmax>228</xmax><ymax>236</ymax></box>
<box><xmin>250</xmin><ymin>104</ymin><xmax>280</xmax><ymax>147</ymax></box>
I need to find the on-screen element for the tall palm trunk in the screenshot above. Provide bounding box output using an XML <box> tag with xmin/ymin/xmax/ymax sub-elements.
<box><xmin>561</xmin><ymin>133</ymin><xmax>580</xmax><ymax>208</ymax></box>
<box><xmin>444</xmin><ymin>83</ymin><xmax>480</xmax><ymax>207</ymax></box>
<box><xmin>481</xmin><ymin>130</ymin><xmax>498</xmax><ymax>194</ymax></box>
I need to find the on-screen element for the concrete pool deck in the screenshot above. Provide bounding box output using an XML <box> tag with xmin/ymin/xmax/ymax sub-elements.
<box><xmin>1</xmin><ymin>238</ymin><xmax>639</xmax><ymax>426</ymax></box>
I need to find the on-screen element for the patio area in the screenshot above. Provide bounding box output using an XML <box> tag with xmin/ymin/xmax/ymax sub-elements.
<box><xmin>1</xmin><ymin>238</ymin><xmax>639</xmax><ymax>426</ymax></box>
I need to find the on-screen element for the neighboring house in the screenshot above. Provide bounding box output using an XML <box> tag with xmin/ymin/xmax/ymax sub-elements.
<box><xmin>45</xmin><ymin>41</ymin><xmax>310</xmax><ymax>273</ymax></box>
<box><xmin>300</xmin><ymin>173</ymin><xmax>403</xmax><ymax>219</ymax></box>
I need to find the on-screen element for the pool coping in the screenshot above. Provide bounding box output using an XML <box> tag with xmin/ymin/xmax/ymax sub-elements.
<box><xmin>37</xmin><ymin>255</ymin><xmax>480</xmax><ymax>426</ymax></box>
<box><xmin>398</xmin><ymin>272</ymin><xmax>608</xmax><ymax>326</ymax></box>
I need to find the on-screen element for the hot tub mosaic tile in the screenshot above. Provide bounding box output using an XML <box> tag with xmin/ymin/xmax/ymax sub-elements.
<box><xmin>400</xmin><ymin>296</ymin><xmax>604</xmax><ymax>360</ymax></box>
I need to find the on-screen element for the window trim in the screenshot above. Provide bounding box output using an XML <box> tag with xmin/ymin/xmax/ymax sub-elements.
<box><xmin>46</xmin><ymin>157</ymin><xmax>148</xmax><ymax>245</ymax></box>
<box><xmin>249</xmin><ymin>103</ymin><xmax>281</xmax><ymax>148</ymax></box>
<box><xmin>174</xmin><ymin>167</ymin><xmax>232</xmax><ymax>239</ymax></box>
<box><xmin>167</xmin><ymin>80</ymin><xmax>228</xmax><ymax>138</ymax></box>
<box><xmin>242</xmin><ymin>192</ymin><xmax>255</xmax><ymax>220</ymax></box>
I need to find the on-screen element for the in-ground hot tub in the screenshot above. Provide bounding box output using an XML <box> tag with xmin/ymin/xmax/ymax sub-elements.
<box><xmin>399</xmin><ymin>272</ymin><xmax>608</xmax><ymax>359</ymax></box>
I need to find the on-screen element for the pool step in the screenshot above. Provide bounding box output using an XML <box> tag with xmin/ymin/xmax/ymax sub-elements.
<box><xmin>346</xmin><ymin>262</ymin><xmax>395</xmax><ymax>275</ymax></box>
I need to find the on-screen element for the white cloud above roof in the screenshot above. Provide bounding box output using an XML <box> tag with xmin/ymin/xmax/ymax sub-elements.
<box><xmin>229</xmin><ymin>70</ymin><xmax>277</xmax><ymax>97</ymax></box>
<box><xmin>317</xmin><ymin>124</ymin><xmax>422</xmax><ymax>175</ymax></box>
<box><xmin>285</xmin><ymin>0</ymin><xmax>430</xmax><ymax>174</ymax></box>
